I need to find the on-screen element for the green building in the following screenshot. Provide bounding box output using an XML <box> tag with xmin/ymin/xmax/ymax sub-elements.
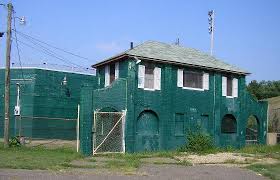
<box><xmin>0</xmin><ymin>67</ymin><xmax>96</xmax><ymax>140</ymax></box>
<box><xmin>80</xmin><ymin>41</ymin><xmax>268</xmax><ymax>155</ymax></box>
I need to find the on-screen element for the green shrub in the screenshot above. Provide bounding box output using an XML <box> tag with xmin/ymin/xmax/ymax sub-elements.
<box><xmin>186</xmin><ymin>131</ymin><xmax>213</xmax><ymax>152</ymax></box>
<box><xmin>9</xmin><ymin>137</ymin><xmax>21</xmax><ymax>147</ymax></box>
<box><xmin>180</xmin><ymin>127</ymin><xmax>214</xmax><ymax>153</ymax></box>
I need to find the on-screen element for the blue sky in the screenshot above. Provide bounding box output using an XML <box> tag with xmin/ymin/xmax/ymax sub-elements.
<box><xmin>0</xmin><ymin>0</ymin><xmax>279</xmax><ymax>82</ymax></box>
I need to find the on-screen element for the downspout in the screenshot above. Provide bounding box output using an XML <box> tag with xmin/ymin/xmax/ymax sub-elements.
<box><xmin>212</xmin><ymin>74</ymin><xmax>216</xmax><ymax>145</ymax></box>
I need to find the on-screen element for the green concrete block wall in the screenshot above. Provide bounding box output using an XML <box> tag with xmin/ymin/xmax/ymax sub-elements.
<box><xmin>80</xmin><ymin>57</ymin><xmax>268</xmax><ymax>155</ymax></box>
<box><xmin>80</xmin><ymin>86</ymin><xmax>94</xmax><ymax>156</ymax></box>
<box><xmin>0</xmin><ymin>68</ymin><xmax>97</xmax><ymax>140</ymax></box>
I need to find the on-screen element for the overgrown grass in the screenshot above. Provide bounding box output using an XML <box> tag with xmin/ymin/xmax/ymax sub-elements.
<box><xmin>0</xmin><ymin>142</ymin><xmax>82</xmax><ymax>170</ymax></box>
<box><xmin>236</xmin><ymin>145</ymin><xmax>280</xmax><ymax>160</ymax></box>
<box><xmin>94</xmin><ymin>151</ymin><xmax>180</xmax><ymax>159</ymax></box>
<box><xmin>247</xmin><ymin>163</ymin><xmax>280</xmax><ymax>180</ymax></box>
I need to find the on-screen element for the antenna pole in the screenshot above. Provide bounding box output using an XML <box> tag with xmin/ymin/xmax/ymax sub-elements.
<box><xmin>4</xmin><ymin>3</ymin><xmax>13</xmax><ymax>148</ymax></box>
<box><xmin>208</xmin><ymin>10</ymin><xmax>215</xmax><ymax>56</ymax></box>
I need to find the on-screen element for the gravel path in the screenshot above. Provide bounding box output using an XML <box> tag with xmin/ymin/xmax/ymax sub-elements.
<box><xmin>0</xmin><ymin>165</ymin><xmax>267</xmax><ymax>180</ymax></box>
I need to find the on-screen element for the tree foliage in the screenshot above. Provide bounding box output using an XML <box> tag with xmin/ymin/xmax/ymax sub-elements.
<box><xmin>247</xmin><ymin>80</ymin><xmax>280</xmax><ymax>100</ymax></box>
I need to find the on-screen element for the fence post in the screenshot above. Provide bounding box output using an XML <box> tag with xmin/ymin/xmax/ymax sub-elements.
<box><xmin>77</xmin><ymin>104</ymin><xmax>80</xmax><ymax>152</ymax></box>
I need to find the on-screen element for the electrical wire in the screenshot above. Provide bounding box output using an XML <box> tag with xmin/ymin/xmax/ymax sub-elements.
<box><xmin>12</xmin><ymin>29</ymin><xmax>93</xmax><ymax>62</ymax></box>
<box><xmin>12</xmin><ymin>11</ymin><xmax>25</xmax><ymax>81</ymax></box>
<box><xmin>11</xmin><ymin>36</ymin><xmax>88</xmax><ymax>69</ymax></box>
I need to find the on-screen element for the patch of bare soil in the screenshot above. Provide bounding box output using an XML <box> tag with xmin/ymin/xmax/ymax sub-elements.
<box><xmin>175</xmin><ymin>152</ymin><xmax>277</xmax><ymax>167</ymax></box>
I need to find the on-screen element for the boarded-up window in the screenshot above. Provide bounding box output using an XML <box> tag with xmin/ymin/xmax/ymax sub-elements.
<box><xmin>221</xmin><ymin>114</ymin><xmax>237</xmax><ymax>133</ymax></box>
<box><xmin>110</xmin><ymin>63</ymin><xmax>115</xmax><ymax>84</ymax></box>
<box><xmin>144</xmin><ymin>64</ymin><xmax>154</xmax><ymax>89</ymax></box>
<box><xmin>227</xmin><ymin>77</ymin><xmax>233</xmax><ymax>96</ymax></box>
<box><xmin>183</xmin><ymin>71</ymin><xmax>203</xmax><ymax>89</ymax></box>
<box><xmin>175</xmin><ymin>113</ymin><xmax>184</xmax><ymax>136</ymax></box>
<box><xmin>222</xmin><ymin>76</ymin><xmax>238</xmax><ymax>97</ymax></box>
<box><xmin>138</xmin><ymin>63</ymin><xmax>161</xmax><ymax>90</ymax></box>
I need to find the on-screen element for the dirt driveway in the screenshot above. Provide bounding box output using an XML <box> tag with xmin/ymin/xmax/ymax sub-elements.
<box><xmin>0</xmin><ymin>164</ymin><xmax>267</xmax><ymax>180</ymax></box>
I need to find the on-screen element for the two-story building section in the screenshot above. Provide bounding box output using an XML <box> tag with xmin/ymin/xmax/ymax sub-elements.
<box><xmin>79</xmin><ymin>41</ymin><xmax>267</xmax><ymax>155</ymax></box>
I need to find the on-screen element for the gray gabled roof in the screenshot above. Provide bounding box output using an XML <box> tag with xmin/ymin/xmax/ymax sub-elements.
<box><xmin>92</xmin><ymin>41</ymin><xmax>249</xmax><ymax>75</ymax></box>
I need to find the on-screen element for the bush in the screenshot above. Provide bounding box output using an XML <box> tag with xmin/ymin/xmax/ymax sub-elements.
<box><xmin>9</xmin><ymin>137</ymin><xmax>21</xmax><ymax>147</ymax></box>
<box><xmin>186</xmin><ymin>131</ymin><xmax>214</xmax><ymax>152</ymax></box>
<box><xmin>179</xmin><ymin>127</ymin><xmax>214</xmax><ymax>153</ymax></box>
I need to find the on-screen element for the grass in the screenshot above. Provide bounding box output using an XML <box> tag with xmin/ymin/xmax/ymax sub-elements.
<box><xmin>247</xmin><ymin>163</ymin><xmax>280</xmax><ymax>180</ymax></box>
<box><xmin>92</xmin><ymin>151</ymin><xmax>188</xmax><ymax>172</ymax></box>
<box><xmin>0</xmin><ymin>142</ymin><xmax>82</xmax><ymax>170</ymax></box>
<box><xmin>1</xmin><ymin>140</ymin><xmax>279</xmax><ymax>179</ymax></box>
<box><xmin>236</xmin><ymin>145</ymin><xmax>280</xmax><ymax>160</ymax></box>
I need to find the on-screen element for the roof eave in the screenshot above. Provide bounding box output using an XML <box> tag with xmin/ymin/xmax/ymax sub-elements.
<box><xmin>92</xmin><ymin>54</ymin><xmax>127</xmax><ymax>68</ymax></box>
<box><xmin>127</xmin><ymin>55</ymin><xmax>250</xmax><ymax>75</ymax></box>
<box><xmin>92</xmin><ymin>54</ymin><xmax>249</xmax><ymax>75</ymax></box>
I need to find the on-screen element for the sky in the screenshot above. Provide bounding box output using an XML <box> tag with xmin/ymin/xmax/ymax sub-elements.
<box><xmin>0</xmin><ymin>0</ymin><xmax>279</xmax><ymax>82</ymax></box>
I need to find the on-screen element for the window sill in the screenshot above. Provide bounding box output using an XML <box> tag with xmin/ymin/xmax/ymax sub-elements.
<box><xmin>182</xmin><ymin>87</ymin><xmax>205</xmax><ymax>91</ymax></box>
<box><xmin>225</xmin><ymin>96</ymin><xmax>235</xmax><ymax>99</ymax></box>
<box><xmin>143</xmin><ymin>88</ymin><xmax>156</xmax><ymax>91</ymax></box>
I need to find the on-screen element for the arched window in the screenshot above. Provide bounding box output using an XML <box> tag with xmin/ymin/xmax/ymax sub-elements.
<box><xmin>221</xmin><ymin>114</ymin><xmax>237</xmax><ymax>133</ymax></box>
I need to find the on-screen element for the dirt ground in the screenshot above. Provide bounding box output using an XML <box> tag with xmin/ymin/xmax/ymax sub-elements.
<box><xmin>0</xmin><ymin>165</ymin><xmax>267</xmax><ymax>180</ymax></box>
<box><xmin>0</xmin><ymin>152</ymin><xmax>272</xmax><ymax>180</ymax></box>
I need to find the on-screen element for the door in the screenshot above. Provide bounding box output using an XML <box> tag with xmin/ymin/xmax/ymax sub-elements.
<box><xmin>135</xmin><ymin>111</ymin><xmax>159</xmax><ymax>152</ymax></box>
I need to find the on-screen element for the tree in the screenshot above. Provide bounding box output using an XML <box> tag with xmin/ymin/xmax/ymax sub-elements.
<box><xmin>247</xmin><ymin>80</ymin><xmax>280</xmax><ymax>100</ymax></box>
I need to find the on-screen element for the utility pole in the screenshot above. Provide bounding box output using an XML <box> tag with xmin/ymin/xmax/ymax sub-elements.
<box><xmin>4</xmin><ymin>3</ymin><xmax>13</xmax><ymax>148</ymax></box>
<box><xmin>208</xmin><ymin>10</ymin><xmax>215</xmax><ymax>56</ymax></box>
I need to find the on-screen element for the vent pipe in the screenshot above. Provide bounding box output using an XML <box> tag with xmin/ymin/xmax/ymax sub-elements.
<box><xmin>130</xmin><ymin>42</ymin><xmax>134</xmax><ymax>49</ymax></box>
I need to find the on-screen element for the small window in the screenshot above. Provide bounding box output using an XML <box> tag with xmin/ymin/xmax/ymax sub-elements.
<box><xmin>109</xmin><ymin>64</ymin><xmax>115</xmax><ymax>84</ymax></box>
<box><xmin>175</xmin><ymin>113</ymin><xmax>184</xmax><ymax>136</ymax></box>
<box><xmin>227</xmin><ymin>77</ymin><xmax>233</xmax><ymax>96</ymax></box>
<box><xmin>144</xmin><ymin>64</ymin><xmax>154</xmax><ymax>89</ymax></box>
<box><xmin>138</xmin><ymin>63</ymin><xmax>161</xmax><ymax>90</ymax></box>
<box><xmin>183</xmin><ymin>71</ymin><xmax>203</xmax><ymax>89</ymax></box>
<box><xmin>221</xmin><ymin>114</ymin><xmax>237</xmax><ymax>133</ymax></box>
<box><xmin>222</xmin><ymin>76</ymin><xmax>238</xmax><ymax>97</ymax></box>
<box><xmin>105</xmin><ymin>62</ymin><xmax>119</xmax><ymax>87</ymax></box>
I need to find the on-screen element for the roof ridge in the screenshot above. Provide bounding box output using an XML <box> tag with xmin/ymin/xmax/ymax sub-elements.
<box><xmin>92</xmin><ymin>40</ymin><xmax>249</xmax><ymax>75</ymax></box>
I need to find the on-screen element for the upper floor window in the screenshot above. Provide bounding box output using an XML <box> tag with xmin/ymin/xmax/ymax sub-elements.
<box><xmin>183</xmin><ymin>71</ymin><xmax>203</xmax><ymax>89</ymax></box>
<box><xmin>144</xmin><ymin>64</ymin><xmax>154</xmax><ymax>89</ymax></box>
<box><xmin>177</xmin><ymin>69</ymin><xmax>209</xmax><ymax>91</ymax></box>
<box><xmin>105</xmin><ymin>62</ymin><xmax>119</xmax><ymax>87</ymax></box>
<box><xmin>138</xmin><ymin>63</ymin><xmax>161</xmax><ymax>91</ymax></box>
<box><xmin>222</xmin><ymin>76</ymin><xmax>238</xmax><ymax>98</ymax></box>
<box><xmin>110</xmin><ymin>63</ymin><xmax>115</xmax><ymax>84</ymax></box>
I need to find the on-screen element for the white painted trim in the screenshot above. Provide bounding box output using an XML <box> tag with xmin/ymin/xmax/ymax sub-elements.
<box><xmin>177</xmin><ymin>69</ymin><xmax>183</xmax><ymax>87</ymax></box>
<box><xmin>226</xmin><ymin>96</ymin><xmax>234</xmax><ymax>99</ymax></box>
<box><xmin>154</xmin><ymin>67</ymin><xmax>161</xmax><ymax>90</ymax></box>
<box><xmin>77</xmin><ymin>104</ymin><xmax>80</xmax><ymax>152</ymax></box>
<box><xmin>115</xmin><ymin>62</ymin><xmax>119</xmax><ymax>80</ymax></box>
<box><xmin>144</xmin><ymin>88</ymin><xmax>156</xmax><ymax>91</ymax></box>
<box><xmin>122</xmin><ymin>110</ymin><xmax>127</xmax><ymax>153</ymax></box>
<box><xmin>182</xmin><ymin>86</ymin><xmax>205</xmax><ymax>91</ymax></box>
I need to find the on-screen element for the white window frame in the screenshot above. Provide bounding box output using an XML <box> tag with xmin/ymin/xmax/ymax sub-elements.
<box><xmin>178</xmin><ymin>69</ymin><xmax>209</xmax><ymax>91</ymax></box>
<box><xmin>104</xmin><ymin>62</ymin><xmax>119</xmax><ymax>87</ymax></box>
<box><xmin>222</xmin><ymin>76</ymin><xmax>238</xmax><ymax>98</ymax></box>
<box><xmin>138</xmin><ymin>64</ymin><xmax>161</xmax><ymax>91</ymax></box>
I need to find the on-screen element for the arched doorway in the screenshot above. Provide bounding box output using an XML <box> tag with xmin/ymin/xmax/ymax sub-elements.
<box><xmin>246</xmin><ymin>115</ymin><xmax>260</xmax><ymax>145</ymax></box>
<box><xmin>220</xmin><ymin>114</ymin><xmax>238</xmax><ymax>147</ymax></box>
<box><xmin>135</xmin><ymin>110</ymin><xmax>159</xmax><ymax>152</ymax></box>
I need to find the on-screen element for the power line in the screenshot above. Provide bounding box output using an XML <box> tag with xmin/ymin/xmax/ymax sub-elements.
<box><xmin>12</xmin><ymin>11</ymin><xmax>25</xmax><ymax>80</ymax></box>
<box><xmin>12</xmin><ymin>29</ymin><xmax>93</xmax><ymax>62</ymax></box>
<box><xmin>11</xmin><ymin>36</ymin><xmax>87</xmax><ymax>69</ymax></box>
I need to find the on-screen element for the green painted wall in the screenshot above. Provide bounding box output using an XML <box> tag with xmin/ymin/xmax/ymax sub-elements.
<box><xmin>80</xmin><ymin>57</ymin><xmax>267</xmax><ymax>155</ymax></box>
<box><xmin>0</xmin><ymin>68</ymin><xmax>97</xmax><ymax>140</ymax></box>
